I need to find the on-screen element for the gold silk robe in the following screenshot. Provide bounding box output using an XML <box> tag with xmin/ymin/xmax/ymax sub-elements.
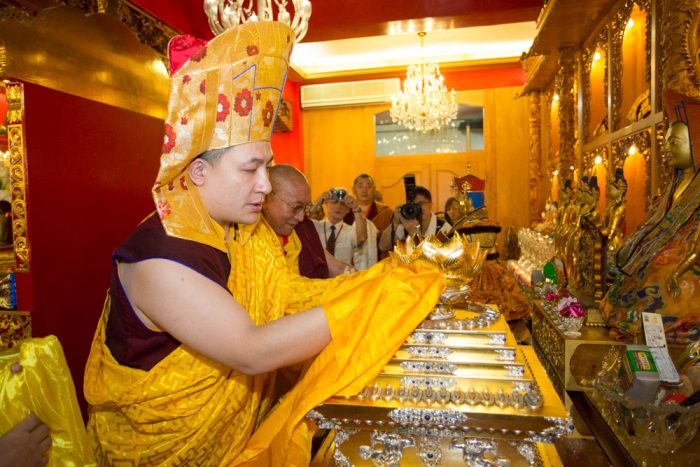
<box><xmin>84</xmin><ymin>217</ymin><xmax>443</xmax><ymax>465</ymax></box>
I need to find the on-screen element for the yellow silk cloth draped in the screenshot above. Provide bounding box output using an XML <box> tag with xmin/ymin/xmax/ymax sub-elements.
<box><xmin>85</xmin><ymin>215</ymin><xmax>442</xmax><ymax>465</ymax></box>
<box><xmin>1</xmin><ymin>336</ymin><xmax>94</xmax><ymax>466</ymax></box>
<box><xmin>233</xmin><ymin>265</ymin><xmax>444</xmax><ymax>466</ymax></box>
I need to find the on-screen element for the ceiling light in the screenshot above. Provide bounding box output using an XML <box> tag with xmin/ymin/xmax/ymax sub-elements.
<box><xmin>390</xmin><ymin>32</ymin><xmax>457</xmax><ymax>133</ymax></box>
<box><xmin>204</xmin><ymin>0</ymin><xmax>312</xmax><ymax>42</ymax></box>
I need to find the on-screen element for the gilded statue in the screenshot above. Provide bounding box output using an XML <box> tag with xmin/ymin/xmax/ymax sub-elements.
<box><xmin>601</xmin><ymin>167</ymin><xmax>627</xmax><ymax>253</ymax></box>
<box><xmin>448</xmin><ymin>174</ymin><xmax>529</xmax><ymax>321</ymax></box>
<box><xmin>602</xmin><ymin>91</ymin><xmax>700</xmax><ymax>343</ymax></box>
<box><xmin>569</xmin><ymin>176</ymin><xmax>600</xmax><ymax>291</ymax></box>
<box><xmin>553</xmin><ymin>179</ymin><xmax>575</xmax><ymax>254</ymax></box>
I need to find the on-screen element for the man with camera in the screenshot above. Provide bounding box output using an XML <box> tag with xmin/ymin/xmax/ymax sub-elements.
<box><xmin>379</xmin><ymin>179</ymin><xmax>451</xmax><ymax>252</ymax></box>
<box><xmin>311</xmin><ymin>187</ymin><xmax>378</xmax><ymax>274</ymax></box>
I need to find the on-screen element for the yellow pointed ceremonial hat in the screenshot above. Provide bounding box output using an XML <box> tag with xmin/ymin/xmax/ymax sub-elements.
<box><xmin>152</xmin><ymin>21</ymin><xmax>293</xmax><ymax>244</ymax></box>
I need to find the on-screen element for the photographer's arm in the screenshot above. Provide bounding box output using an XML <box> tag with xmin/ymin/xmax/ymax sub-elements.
<box><xmin>345</xmin><ymin>196</ymin><xmax>367</xmax><ymax>245</ymax></box>
<box><xmin>307</xmin><ymin>191</ymin><xmax>331</xmax><ymax>220</ymax></box>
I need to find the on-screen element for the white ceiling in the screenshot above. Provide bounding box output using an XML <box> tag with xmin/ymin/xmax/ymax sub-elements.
<box><xmin>290</xmin><ymin>21</ymin><xmax>537</xmax><ymax>79</ymax></box>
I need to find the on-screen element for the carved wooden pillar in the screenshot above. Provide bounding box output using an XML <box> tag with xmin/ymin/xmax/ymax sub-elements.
<box><xmin>557</xmin><ymin>48</ymin><xmax>577</xmax><ymax>181</ymax></box>
<box><xmin>661</xmin><ymin>0</ymin><xmax>700</xmax><ymax>96</ymax></box>
<box><xmin>528</xmin><ymin>91</ymin><xmax>543</xmax><ymax>225</ymax></box>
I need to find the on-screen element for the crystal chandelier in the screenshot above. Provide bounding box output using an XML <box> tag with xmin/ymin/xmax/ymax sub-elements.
<box><xmin>204</xmin><ymin>0</ymin><xmax>312</xmax><ymax>42</ymax></box>
<box><xmin>391</xmin><ymin>32</ymin><xmax>457</xmax><ymax>133</ymax></box>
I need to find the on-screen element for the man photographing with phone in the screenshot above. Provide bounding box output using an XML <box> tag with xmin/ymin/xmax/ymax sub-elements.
<box><xmin>379</xmin><ymin>175</ymin><xmax>452</xmax><ymax>253</ymax></box>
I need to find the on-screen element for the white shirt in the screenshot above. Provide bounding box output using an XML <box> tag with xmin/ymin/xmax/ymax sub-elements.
<box><xmin>313</xmin><ymin>218</ymin><xmax>378</xmax><ymax>270</ymax></box>
<box><xmin>395</xmin><ymin>213</ymin><xmax>451</xmax><ymax>240</ymax></box>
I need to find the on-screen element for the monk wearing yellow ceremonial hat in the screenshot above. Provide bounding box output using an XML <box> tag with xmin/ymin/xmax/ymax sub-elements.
<box><xmin>83</xmin><ymin>21</ymin><xmax>443</xmax><ymax>465</ymax></box>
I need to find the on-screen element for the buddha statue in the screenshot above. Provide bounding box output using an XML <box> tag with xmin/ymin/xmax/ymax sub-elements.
<box><xmin>602</xmin><ymin>167</ymin><xmax>627</xmax><ymax>253</ymax></box>
<box><xmin>553</xmin><ymin>179</ymin><xmax>575</xmax><ymax>254</ymax></box>
<box><xmin>569</xmin><ymin>176</ymin><xmax>601</xmax><ymax>291</ymax></box>
<box><xmin>601</xmin><ymin>90</ymin><xmax>700</xmax><ymax>343</ymax></box>
<box><xmin>448</xmin><ymin>174</ymin><xmax>529</xmax><ymax>321</ymax></box>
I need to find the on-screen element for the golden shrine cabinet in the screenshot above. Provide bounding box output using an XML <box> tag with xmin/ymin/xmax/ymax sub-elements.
<box><xmin>520</xmin><ymin>0</ymin><xmax>697</xmax><ymax>211</ymax></box>
<box><xmin>521</xmin><ymin>1</ymin><xmax>700</xmax><ymax>466</ymax></box>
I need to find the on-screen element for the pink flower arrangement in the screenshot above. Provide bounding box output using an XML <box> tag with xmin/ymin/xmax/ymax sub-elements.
<box><xmin>557</xmin><ymin>295</ymin><xmax>586</xmax><ymax>318</ymax></box>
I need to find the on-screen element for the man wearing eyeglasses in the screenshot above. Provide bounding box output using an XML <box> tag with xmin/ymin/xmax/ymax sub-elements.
<box><xmin>263</xmin><ymin>164</ymin><xmax>348</xmax><ymax>278</ymax></box>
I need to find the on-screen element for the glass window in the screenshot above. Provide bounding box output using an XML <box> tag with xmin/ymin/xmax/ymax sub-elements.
<box><xmin>375</xmin><ymin>104</ymin><xmax>484</xmax><ymax>156</ymax></box>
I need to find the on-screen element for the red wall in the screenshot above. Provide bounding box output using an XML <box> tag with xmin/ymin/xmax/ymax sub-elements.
<box><xmin>271</xmin><ymin>79</ymin><xmax>304</xmax><ymax>170</ymax></box>
<box><xmin>20</xmin><ymin>82</ymin><xmax>162</xmax><ymax>415</ymax></box>
<box><xmin>445</xmin><ymin>65</ymin><xmax>525</xmax><ymax>90</ymax></box>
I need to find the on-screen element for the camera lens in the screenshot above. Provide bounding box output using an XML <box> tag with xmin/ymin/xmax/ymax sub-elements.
<box><xmin>331</xmin><ymin>189</ymin><xmax>347</xmax><ymax>201</ymax></box>
<box><xmin>400</xmin><ymin>202</ymin><xmax>421</xmax><ymax>220</ymax></box>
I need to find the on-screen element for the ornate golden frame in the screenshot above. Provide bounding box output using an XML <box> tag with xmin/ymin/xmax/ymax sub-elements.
<box><xmin>582</xmin><ymin>145</ymin><xmax>610</xmax><ymax>174</ymax></box>
<box><xmin>609</xmin><ymin>0</ymin><xmax>652</xmax><ymax>131</ymax></box>
<box><xmin>581</xmin><ymin>27</ymin><xmax>609</xmax><ymax>144</ymax></box>
<box><xmin>611</xmin><ymin>129</ymin><xmax>652</xmax><ymax>199</ymax></box>
<box><xmin>662</xmin><ymin>0</ymin><xmax>700</xmax><ymax>99</ymax></box>
<box><xmin>5</xmin><ymin>82</ymin><xmax>29</xmax><ymax>271</ymax></box>
<box><xmin>555</xmin><ymin>48</ymin><xmax>577</xmax><ymax>180</ymax></box>
<box><xmin>528</xmin><ymin>91</ymin><xmax>543</xmax><ymax>225</ymax></box>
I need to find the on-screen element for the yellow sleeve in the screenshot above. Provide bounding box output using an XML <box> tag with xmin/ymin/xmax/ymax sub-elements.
<box><xmin>233</xmin><ymin>264</ymin><xmax>444</xmax><ymax>466</ymax></box>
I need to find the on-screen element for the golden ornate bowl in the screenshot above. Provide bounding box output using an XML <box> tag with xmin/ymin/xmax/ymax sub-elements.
<box><xmin>391</xmin><ymin>234</ymin><xmax>487</xmax><ymax>319</ymax></box>
<box><xmin>391</xmin><ymin>233</ymin><xmax>487</xmax><ymax>282</ymax></box>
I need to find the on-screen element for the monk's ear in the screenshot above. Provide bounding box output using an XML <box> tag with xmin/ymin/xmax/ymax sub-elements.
<box><xmin>189</xmin><ymin>158</ymin><xmax>208</xmax><ymax>186</ymax></box>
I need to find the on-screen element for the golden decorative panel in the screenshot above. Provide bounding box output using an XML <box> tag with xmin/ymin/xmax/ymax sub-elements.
<box><xmin>611</xmin><ymin>129</ymin><xmax>652</xmax><ymax>198</ymax></box>
<box><xmin>583</xmin><ymin>145</ymin><xmax>610</xmax><ymax>172</ymax></box>
<box><xmin>0</xmin><ymin>5</ymin><xmax>169</xmax><ymax>119</ymax></box>
<box><xmin>609</xmin><ymin>0</ymin><xmax>652</xmax><ymax>131</ymax></box>
<box><xmin>0</xmin><ymin>310</ymin><xmax>31</xmax><ymax>351</ymax></box>
<box><xmin>5</xmin><ymin>82</ymin><xmax>29</xmax><ymax>272</ymax></box>
<box><xmin>556</xmin><ymin>48</ymin><xmax>577</xmax><ymax>181</ymax></box>
<box><xmin>528</xmin><ymin>91</ymin><xmax>543</xmax><ymax>225</ymax></box>
<box><xmin>581</xmin><ymin>27</ymin><xmax>609</xmax><ymax>143</ymax></box>
<box><xmin>662</xmin><ymin>0</ymin><xmax>700</xmax><ymax>98</ymax></box>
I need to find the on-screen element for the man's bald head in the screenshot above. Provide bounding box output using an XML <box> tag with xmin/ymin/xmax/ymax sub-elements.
<box><xmin>269</xmin><ymin>164</ymin><xmax>309</xmax><ymax>193</ymax></box>
<box><xmin>264</xmin><ymin>165</ymin><xmax>312</xmax><ymax>236</ymax></box>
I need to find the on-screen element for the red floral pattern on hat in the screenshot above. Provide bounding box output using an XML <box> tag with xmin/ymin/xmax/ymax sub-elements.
<box><xmin>156</xmin><ymin>199</ymin><xmax>172</xmax><ymax>219</ymax></box>
<box><xmin>262</xmin><ymin>100</ymin><xmax>275</xmax><ymax>127</ymax></box>
<box><xmin>234</xmin><ymin>89</ymin><xmax>253</xmax><ymax>117</ymax></box>
<box><xmin>216</xmin><ymin>94</ymin><xmax>231</xmax><ymax>122</ymax></box>
<box><xmin>182</xmin><ymin>75</ymin><xmax>191</xmax><ymax>84</ymax></box>
<box><xmin>163</xmin><ymin>124</ymin><xmax>176</xmax><ymax>153</ymax></box>
<box><xmin>247</xmin><ymin>45</ymin><xmax>259</xmax><ymax>56</ymax></box>
<box><xmin>180</xmin><ymin>115</ymin><xmax>189</xmax><ymax>125</ymax></box>
<box><xmin>200</xmin><ymin>80</ymin><xmax>206</xmax><ymax>94</ymax></box>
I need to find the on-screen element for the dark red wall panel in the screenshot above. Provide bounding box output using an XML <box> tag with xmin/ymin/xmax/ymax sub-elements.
<box><xmin>22</xmin><ymin>83</ymin><xmax>162</xmax><ymax>415</ymax></box>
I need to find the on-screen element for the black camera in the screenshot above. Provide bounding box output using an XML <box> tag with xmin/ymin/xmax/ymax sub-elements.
<box><xmin>330</xmin><ymin>188</ymin><xmax>347</xmax><ymax>201</ymax></box>
<box><xmin>400</xmin><ymin>174</ymin><xmax>422</xmax><ymax>221</ymax></box>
